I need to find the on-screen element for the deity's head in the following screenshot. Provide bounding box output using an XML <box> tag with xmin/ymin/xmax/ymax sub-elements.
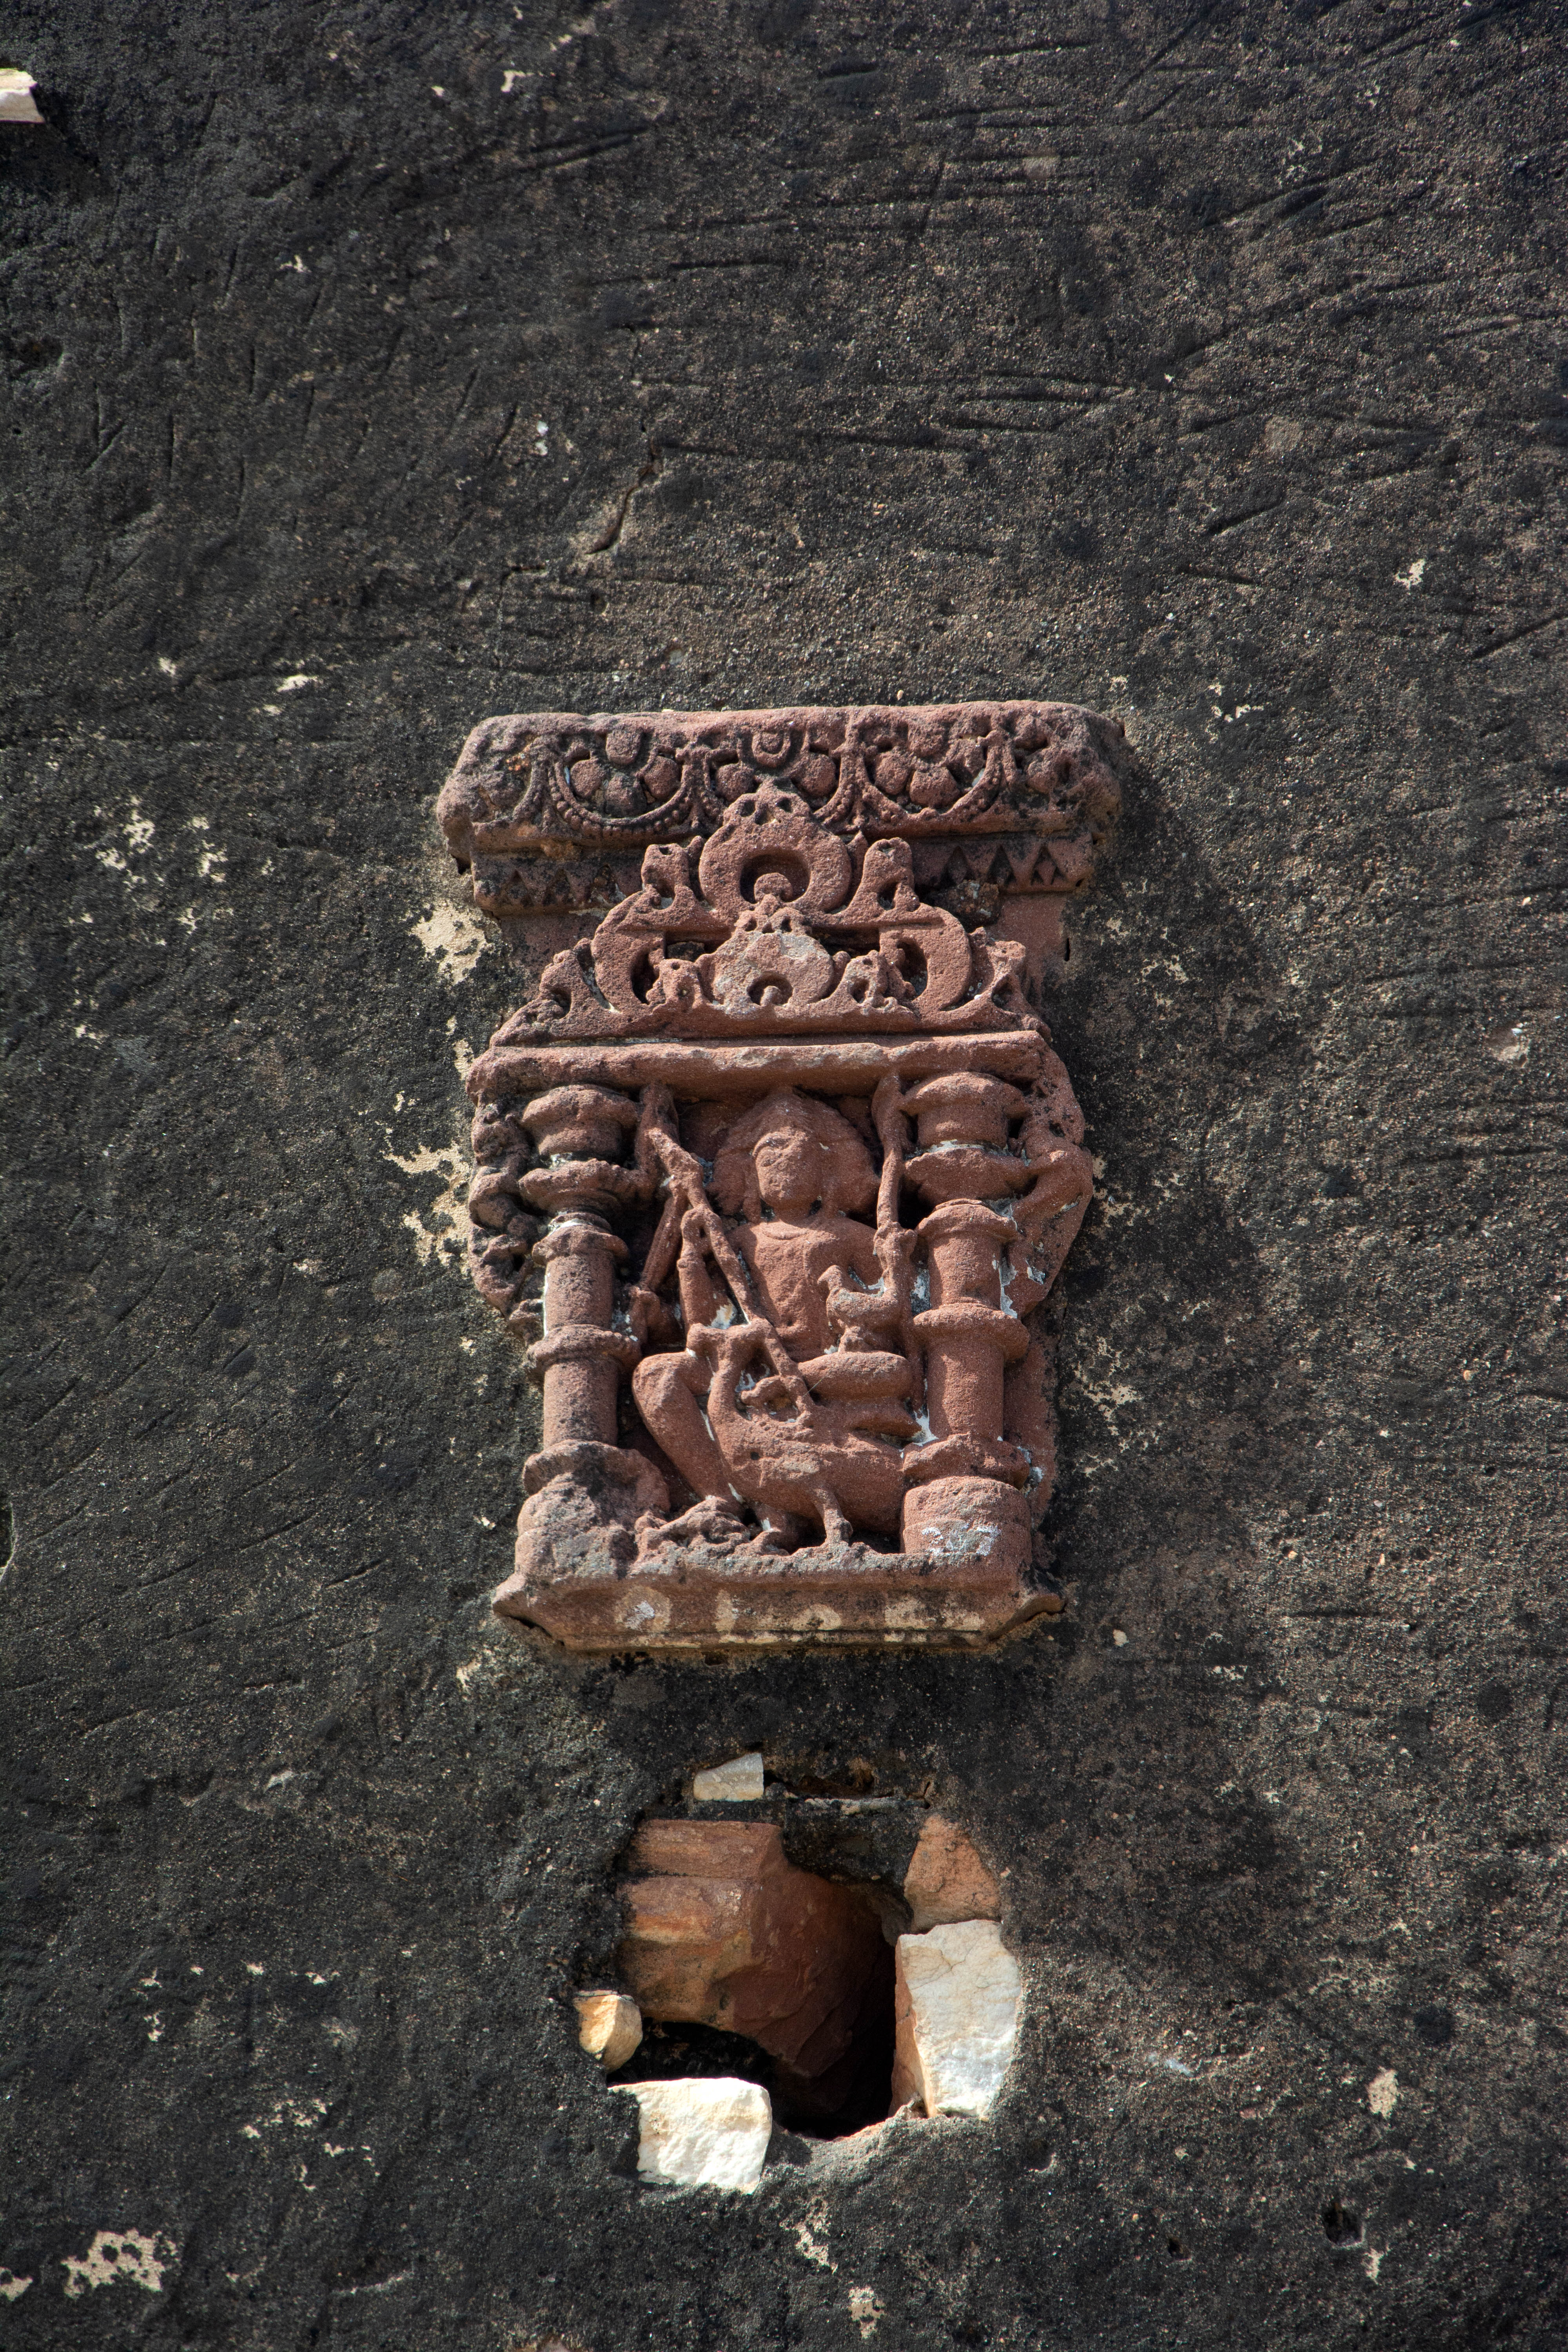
<box><xmin>713</xmin><ymin>1089</ymin><xmax>877</xmax><ymax>1223</ymax></box>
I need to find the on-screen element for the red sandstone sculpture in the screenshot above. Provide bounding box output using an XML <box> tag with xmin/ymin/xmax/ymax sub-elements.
<box><xmin>438</xmin><ymin>702</ymin><xmax>1123</xmax><ymax>1652</ymax></box>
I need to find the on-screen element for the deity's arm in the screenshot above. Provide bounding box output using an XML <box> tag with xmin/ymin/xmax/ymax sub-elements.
<box><xmin>675</xmin><ymin>1215</ymin><xmax>730</xmax><ymax>1334</ymax></box>
<box><xmin>833</xmin><ymin>1215</ymin><xmax>887</xmax><ymax>1283</ymax></box>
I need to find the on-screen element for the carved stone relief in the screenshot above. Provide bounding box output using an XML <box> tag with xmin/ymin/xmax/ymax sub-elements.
<box><xmin>437</xmin><ymin>702</ymin><xmax>1123</xmax><ymax>1653</ymax></box>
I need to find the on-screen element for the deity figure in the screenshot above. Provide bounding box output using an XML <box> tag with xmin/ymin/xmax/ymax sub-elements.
<box><xmin>631</xmin><ymin>1086</ymin><xmax>919</xmax><ymax>1547</ymax></box>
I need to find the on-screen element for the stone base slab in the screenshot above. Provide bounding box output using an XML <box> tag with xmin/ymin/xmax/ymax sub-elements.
<box><xmin>492</xmin><ymin>1539</ymin><xmax>1063</xmax><ymax>1654</ymax></box>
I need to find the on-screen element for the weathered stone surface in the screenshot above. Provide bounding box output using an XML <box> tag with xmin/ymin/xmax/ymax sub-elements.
<box><xmin>4</xmin><ymin>4</ymin><xmax>1564</xmax><ymax>2347</ymax></box>
<box><xmin>574</xmin><ymin>1990</ymin><xmax>642</xmax><ymax>2074</ymax></box>
<box><xmin>890</xmin><ymin>1922</ymin><xmax>1022</xmax><ymax>2120</ymax></box>
<box><xmin>691</xmin><ymin>1753</ymin><xmax>765</xmax><ymax>1802</ymax></box>
<box><xmin>902</xmin><ymin>1816</ymin><xmax>1001</xmax><ymax>1932</ymax></box>
<box><xmin>619</xmin><ymin>1821</ymin><xmax>884</xmax><ymax>2086</ymax></box>
<box><xmin>611</xmin><ymin>2078</ymin><xmax>771</xmax><ymax>2194</ymax></box>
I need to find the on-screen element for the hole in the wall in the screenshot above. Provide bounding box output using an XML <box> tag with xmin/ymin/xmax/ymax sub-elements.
<box><xmin>1321</xmin><ymin>2199</ymin><xmax>1363</xmax><ymax>2246</ymax></box>
<box><xmin>576</xmin><ymin>1766</ymin><xmax>1021</xmax><ymax>2180</ymax></box>
<box><xmin>622</xmin><ymin>1978</ymin><xmax>895</xmax><ymax>2138</ymax></box>
<box><xmin>610</xmin><ymin>1809</ymin><xmax>905</xmax><ymax>2139</ymax></box>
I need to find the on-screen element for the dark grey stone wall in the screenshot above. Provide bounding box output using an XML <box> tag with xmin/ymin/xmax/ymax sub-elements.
<box><xmin>3</xmin><ymin>3</ymin><xmax>1565</xmax><ymax>2346</ymax></box>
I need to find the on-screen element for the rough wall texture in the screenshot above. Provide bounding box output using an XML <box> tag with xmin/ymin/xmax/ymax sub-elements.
<box><xmin>2</xmin><ymin>3</ymin><xmax>1565</xmax><ymax>2347</ymax></box>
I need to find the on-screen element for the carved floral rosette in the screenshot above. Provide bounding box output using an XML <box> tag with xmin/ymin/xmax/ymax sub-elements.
<box><xmin>439</xmin><ymin>702</ymin><xmax>1123</xmax><ymax>1653</ymax></box>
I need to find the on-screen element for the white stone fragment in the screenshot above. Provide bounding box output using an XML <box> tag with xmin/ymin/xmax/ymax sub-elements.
<box><xmin>575</xmin><ymin>1989</ymin><xmax>642</xmax><ymax>2072</ymax></box>
<box><xmin>0</xmin><ymin>70</ymin><xmax>43</xmax><ymax>123</ymax></box>
<box><xmin>613</xmin><ymin>2076</ymin><xmax>772</xmax><ymax>2192</ymax></box>
<box><xmin>894</xmin><ymin>1920</ymin><xmax>1021</xmax><ymax>2119</ymax></box>
<box><xmin>692</xmin><ymin>1751</ymin><xmax>765</xmax><ymax>1802</ymax></box>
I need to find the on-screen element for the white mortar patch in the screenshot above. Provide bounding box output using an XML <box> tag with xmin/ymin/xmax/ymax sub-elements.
<box><xmin>0</xmin><ymin>69</ymin><xmax>43</xmax><ymax>123</ymax></box>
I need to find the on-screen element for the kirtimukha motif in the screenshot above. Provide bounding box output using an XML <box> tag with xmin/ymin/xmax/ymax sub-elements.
<box><xmin>437</xmin><ymin>702</ymin><xmax>1123</xmax><ymax>1651</ymax></box>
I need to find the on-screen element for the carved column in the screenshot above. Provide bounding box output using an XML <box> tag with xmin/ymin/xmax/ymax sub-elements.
<box><xmin>516</xmin><ymin>1086</ymin><xmax>652</xmax><ymax>1498</ymax></box>
<box><xmin>900</xmin><ymin>1074</ymin><xmax>1034</xmax><ymax>1574</ymax></box>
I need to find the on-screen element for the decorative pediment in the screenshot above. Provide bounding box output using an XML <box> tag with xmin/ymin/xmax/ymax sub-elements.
<box><xmin>497</xmin><ymin>786</ymin><xmax>1035</xmax><ymax>1043</ymax></box>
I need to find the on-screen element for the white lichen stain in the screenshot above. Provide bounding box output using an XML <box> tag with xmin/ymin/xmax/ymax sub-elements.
<box><xmin>848</xmin><ymin>2286</ymin><xmax>885</xmax><ymax>2338</ymax></box>
<box><xmin>1074</xmin><ymin>1335</ymin><xmax>1142</xmax><ymax>1423</ymax></box>
<box><xmin>241</xmin><ymin>2095</ymin><xmax>329</xmax><ymax>2142</ymax></box>
<box><xmin>1095</xmin><ymin>1185</ymin><xmax>1141</xmax><ymax>1222</ymax></box>
<box><xmin>924</xmin><ymin>1515</ymin><xmax>999</xmax><ymax>1562</ymax></box>
<box><xmin>1394</xmin><ymin>557</ymin><xmax>1426</xmax><ymax>589</ymax></box>
<box><xmin>385</xmin><ymin>1140</ymin><xmax>471</xmax><ymax>1270</ymax></box>
<box><xmin>456</xmin><ymin>1648</ymin><xmax>508</xmax><ymax>1697</ymax></box>
<box><xmin>1363</xmin><ymin>2245</ymin><xmax>1384</xmax><ymax>2281</ymax></box>
<box><xmin>94</xmin><ymin>796</ymin><xmax>163</xmax><ymax>884</ymax></box>
<box><xmin>0</xmin><ymin>2270</ymin><xmax>33</xmax><ymax>2302</ymax></box>
<box><xmin>793</xmin><ymin>2205</ymin><xmax>835</xmax><ymax>2269</ymax></box>
<box><xmin>412</xmin><ymin>904</ymin><xmax>490</xmax><ymax>985</ymax></box>
<box><xmin>1367</xmin><ymin>2067</ymin><xmax>1398</xmax><ymax>2118</ymax></box>
<box><xmin>61</xmin><ymin>2231</ymin><xmax>171</xmax><ymax>2299</ymax></box>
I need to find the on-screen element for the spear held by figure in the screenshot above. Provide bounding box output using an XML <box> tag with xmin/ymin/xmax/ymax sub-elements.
<box><xmin>625</xmin><ymin>1081</ymin><xmax>921</xmax><ymax>1548</ymax></box>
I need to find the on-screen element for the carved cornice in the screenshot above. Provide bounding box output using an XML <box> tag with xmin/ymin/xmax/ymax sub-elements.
<box><xmin>437</xmin><ymin>700</ymin><xmax>1124</xmax><ymax>921</ymax></box>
